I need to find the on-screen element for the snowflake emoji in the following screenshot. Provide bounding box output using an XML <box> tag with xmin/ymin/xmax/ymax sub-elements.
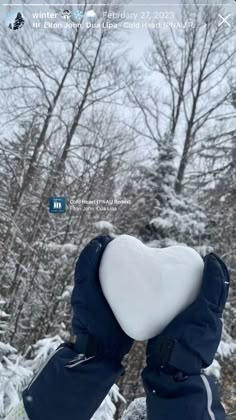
<box><xmin>71</xmin><ymin>9</ymin><xmax>84</xmax><ymax>22</ymax></box>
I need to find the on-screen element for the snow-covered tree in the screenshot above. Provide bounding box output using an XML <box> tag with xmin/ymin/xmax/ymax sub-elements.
<box><xmin>145</xmin><ymin>136</ymin><xmax>206</xmax><ymax>245</ymax></box>
<box><xmin>0</xmin><ymin>300</ymin><xmax>9</xmax><ymax>337</ymax></box>
<box><xmin>118</xmin><ymin>136</ymin><xmax>206</xmax><ymax>246</ymax></box>
<box><xmin>0</xmin><ymin>342</ymin><xmax>32</xmax><ymax>418</ymax></box>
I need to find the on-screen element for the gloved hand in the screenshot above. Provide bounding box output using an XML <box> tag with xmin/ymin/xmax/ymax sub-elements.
<box><xmin>145</xmin><ymin>253</ymin><xmax>230</xmax><ymax>376</ymax></box>
<box><xmin>71</xmin><ymin>235</ymin><xmax>134</xmax><ymax>363</ymax></box>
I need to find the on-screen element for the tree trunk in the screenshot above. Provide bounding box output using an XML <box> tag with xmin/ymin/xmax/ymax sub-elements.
<box><xmin>115</xmin><ymin>341</ymin><xmax>146</xmax><ymax>419</ymax></box>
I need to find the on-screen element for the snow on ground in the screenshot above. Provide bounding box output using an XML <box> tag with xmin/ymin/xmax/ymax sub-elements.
<box><xmin>121</xmin><ymin>398</ymin><xmax>146</xmax><ymax>420</ymax></box>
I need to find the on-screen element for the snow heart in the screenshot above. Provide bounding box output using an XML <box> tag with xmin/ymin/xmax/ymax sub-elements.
<box><xmin>99</xmin><ymin>235</ymin><xmax>204</xmax><ymax>340</ymax></box>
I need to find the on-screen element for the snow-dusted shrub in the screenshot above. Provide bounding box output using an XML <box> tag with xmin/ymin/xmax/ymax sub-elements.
<box><xmin>0</xmin><ymin>342</ymin><xmax>32</xmax><ymax>418</ymax></box>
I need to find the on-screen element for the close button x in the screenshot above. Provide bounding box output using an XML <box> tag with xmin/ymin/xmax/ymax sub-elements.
<box><xmin>218</xmin><ymin>14</ymin><xmax>231</xmax><ymax>27</ymax></box>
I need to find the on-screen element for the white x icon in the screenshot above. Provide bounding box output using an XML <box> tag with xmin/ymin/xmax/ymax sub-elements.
<box><xmin>218</xmin><ymin>14</ymin><xmax>231</xmax><ymax>27</ymax></box>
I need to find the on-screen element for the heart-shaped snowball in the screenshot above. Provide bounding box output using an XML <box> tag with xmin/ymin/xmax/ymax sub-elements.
<box><xmin>99</xmin><ymin>235</ymin><xmax>204</xmax><ymax>340</ymax></box>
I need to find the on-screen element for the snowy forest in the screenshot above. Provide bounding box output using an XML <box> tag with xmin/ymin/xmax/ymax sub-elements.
<box><xmin>0</xmin><ymin>1</ymin><xmax>236</xmax><ymax>418</ymax></box>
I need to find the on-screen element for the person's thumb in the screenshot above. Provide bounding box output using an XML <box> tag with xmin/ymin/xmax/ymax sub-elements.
<box><xmin>201</xmin><ymin>253</ymin><xmax>230</xmax><ymax>312</ymax></box>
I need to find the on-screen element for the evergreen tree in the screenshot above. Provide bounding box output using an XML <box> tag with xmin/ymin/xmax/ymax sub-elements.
<box><xmin>118</xmin><ymin>136</ymin><xmax>206</xmax><ymax>246</ymax></box>
<box><xmin>147</xmin><ymin>136</ymin><xmax>206</xmax><ymax>245</ymax></box>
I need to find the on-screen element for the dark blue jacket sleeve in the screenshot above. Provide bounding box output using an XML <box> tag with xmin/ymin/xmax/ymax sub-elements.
<box><xmin>22</xmin><ymin>343</ymin><xmax>123</xmax><ymax>420</ymax></box>
<box><xmin>142</xmin><ymin>367</ymin><xmax>226</xmax><ymax>420</ymax></box>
